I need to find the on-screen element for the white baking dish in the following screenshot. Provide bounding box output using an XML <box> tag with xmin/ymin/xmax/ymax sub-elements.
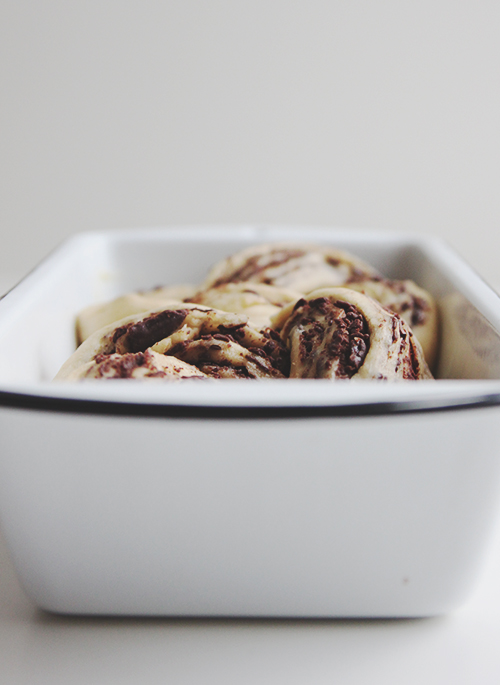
<box><xmin>1</xmin><ymin>225</ymin><xmax>500</xmax><ymax>617</ymax></box>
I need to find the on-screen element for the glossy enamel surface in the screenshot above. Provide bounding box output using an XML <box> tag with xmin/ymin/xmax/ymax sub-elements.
<box><xmin>1</xmin><ymin>226</ymin><xmax>500</xmax><ymax>616</ymax></box>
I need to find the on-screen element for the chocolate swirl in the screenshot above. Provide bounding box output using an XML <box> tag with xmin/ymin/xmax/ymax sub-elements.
<box><xmin>273</xmin><ymin>288</ymin><xmax>433</xmax><ymax>381</ymax></box>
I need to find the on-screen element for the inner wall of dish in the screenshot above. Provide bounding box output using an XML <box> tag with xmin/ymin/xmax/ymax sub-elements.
<box><xmin>1</xmin><ymin>233</ymin><xmax>500</xmax><ymax>382</ymax></box>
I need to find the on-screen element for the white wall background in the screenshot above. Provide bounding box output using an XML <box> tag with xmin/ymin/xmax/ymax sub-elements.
<box><xmin>1</xmin><ymin>1</ymin><xmax>499</xmax><ymax>292</ymax></box>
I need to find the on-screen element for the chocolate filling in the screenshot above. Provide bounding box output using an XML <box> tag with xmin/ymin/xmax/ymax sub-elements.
<box><xmin>92</xmin><ymin>351</ymin><xmax>191</xmax><ymax>379</ymax></box>
<box><xmin>93</xmin><ymin>352</ymin><xmax>149</xmax><ymax>378</ymax></box>
<box><xmin>113</xmin><ymin>309</ymin><xmax>188</xmax><ymax>353</ymax></box>
<box><xmin>410</xmin><ymin>295</ymin><xmax>430</xmax><ymax>327</ymax></box>
<box><xmin>380</xmin><ymin>279</ymin><xmax>430</xmax><ymax>327</ymax></box>
<box><xmin>288</xmin><ymin>297</ymin><xmax>370</xmax><ymax>379</ymax></box>
<box><xmin>259</xmin><ymin>328</ymin><xmax>291</xmax><ymax>376</ymax></box>
<box><xmin>392</xmin><ymin>319</ymin><xmax>422</xmax><ymax>380</ymax></box>
<box><xmin>404</xmin><ymin>338</ymin><xmax>421</xmax><ymax>380</ymax></box>
<box><xmin>215</xmin><ymin>323</ymin><xmax>247</xmax><ymax>341</ymax></box>
<box><xmin>171</xmin><ymin>332</ymin><xmax>289</xmax><ymax>379</ymax></box>
<box><xmin>327</xmin><ymin>300</ymin><xmax>370</xmax><ymax>378</ymax></box>
<box><xmin>345</xmin><ymin>266</ymin><xmax>373</xmax><ymax>283</ymax></box>
<box><xmin>197</xmin><ymin>363</ymin><xmax>253</xmax><ymax>379</ymax></box>
<box><xmin>213</xmin><ymin>249</ymin><xmax>306</xmax><ymax>286</ymax></box>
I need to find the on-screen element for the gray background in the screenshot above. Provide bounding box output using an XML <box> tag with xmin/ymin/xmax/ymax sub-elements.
<box><xmin>1</xmin><ymin>1</ymin><xmax>500</xmax><ymax>292</ymax></box>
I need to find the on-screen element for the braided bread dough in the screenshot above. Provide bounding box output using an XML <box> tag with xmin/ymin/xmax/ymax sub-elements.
<box><xmin>56</xmin><ymin>304</ymin><xmax>289</xmax><ymax>382</ymax></box>
<box><xmin>188</xmin><ymin>282</ymin><xmax>302</xmax><ymax>330</ymax></box>
<box><xmin>271</xmin><ymin>288</ymin><xmax>432</xmax><ymax>380</ymax></box>
<box><xmin>202</xmin><ymin>243</ymin><xmax>381</xmax><ymax>293</ymax></box>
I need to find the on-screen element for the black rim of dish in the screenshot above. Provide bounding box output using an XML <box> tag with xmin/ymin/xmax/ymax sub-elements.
<box><xmin>1</xmin><ymin>389</ymin><xmax>500</xmax><ymax>419</ymax></box>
